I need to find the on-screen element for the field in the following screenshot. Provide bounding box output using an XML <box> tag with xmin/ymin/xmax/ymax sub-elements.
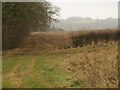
<box><xmin>2</xmin><ymin>31</ymin><xmax>118</xmax><ymax>88</ymax></box>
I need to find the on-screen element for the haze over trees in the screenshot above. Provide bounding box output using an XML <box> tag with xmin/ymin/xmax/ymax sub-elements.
<box><xmin>2</xmin><ymin>1</ymin><xmax>59</xmax><ymax>50</ymax></box>
<box><xmin>53</xmin><ymin>17</ymin><xmax>117</xmax><ymax>31</ymax></box>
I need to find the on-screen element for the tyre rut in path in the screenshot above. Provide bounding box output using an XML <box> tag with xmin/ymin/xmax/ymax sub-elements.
<box><xmin>3</xmin><ymin>58</ymin><xmax>24</xmax><ymax>88</ymax></box>
<box><xmin>25</xmin><ymin>58</ymin><xmax>54</xmax><ymax>88</ymax></box>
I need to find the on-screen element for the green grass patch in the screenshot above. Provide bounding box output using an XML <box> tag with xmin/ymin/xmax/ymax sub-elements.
<box><xmin>2</xmin><ymin>80</ymin><xmax>13</xmax><ymax>88</ymax></box>
<box><xmin>42</xmin><ymin>65</ymin><xmax>72</xmax><ymax>87</ymax></box>
<box><xmin>2</xmin><ymin>56</ymin><xmax>20</xmax><ymax>73</ymax></box>
<box><xmin>33</xmin><ymin>53</ymin><xmax>73</xmax><ymax>87</ymax></box>
<box><xmin>17</xmin><ymin>56</ymin><xmax>32</xmax><ymax>72</ymax></box>
<box><xmin>24</xmin><ymin>77</ymin><xmax>47</xmax><ymax>88</ymax></box>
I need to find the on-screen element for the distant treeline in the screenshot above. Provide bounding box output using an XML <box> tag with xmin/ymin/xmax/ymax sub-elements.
<box><xmin>53</xmin><ymin>17</ymin><xmax>118</xmax><ymax>31</ymax></box>
<box><xmin>71</xmin><ymin>29</ymin><xmax>118</xmax><ymax>47</ymax></box>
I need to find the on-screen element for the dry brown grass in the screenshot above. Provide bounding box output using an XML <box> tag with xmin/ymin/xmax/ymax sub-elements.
<box><xmin>17</xmin><ymin>29</ymin><xmax>117</xmax><ymax>52</ymax></box>
<box><xmin>61</xmin><ymin>42</ymin><xmax>118</xmax><ymax>88</ymax></box>
<box><xmin>18</xmin><ymin>31</ymin><xmax>73</xmax><ymax>51</ymax></box>
<box><xmin>3</xmin><ymin>30</ymin><xmax>118</xmax><ymax>88</ymax></box>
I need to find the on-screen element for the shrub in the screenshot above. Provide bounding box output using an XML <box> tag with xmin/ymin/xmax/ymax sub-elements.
<box><xmin>72</xmin><ymin>29</ymin><xmax>118</xmax><ymax>47</ymax></box>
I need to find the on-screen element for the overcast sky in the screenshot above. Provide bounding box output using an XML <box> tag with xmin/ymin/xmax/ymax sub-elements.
<box><xmin>49</xmin><ymin>0</ymin><xmax>119</xmax><ymax>19</ymax></box>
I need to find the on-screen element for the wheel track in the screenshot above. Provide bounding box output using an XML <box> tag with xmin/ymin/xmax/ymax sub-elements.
<box><xmin>3</xmin><ymin>58</ymin><xmax>24</xmax><ymax>88</ymax></box>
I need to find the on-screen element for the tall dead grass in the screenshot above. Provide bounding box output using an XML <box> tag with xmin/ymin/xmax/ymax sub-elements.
<box><xmin>61</xmin><ymin>42</ymin><xmax>118</xmax><ymax>88</ymax></box>
<box><xmin>18</xmin><ymin>29</ymin><xmax>118</xmax><ymax>51</ymax></box>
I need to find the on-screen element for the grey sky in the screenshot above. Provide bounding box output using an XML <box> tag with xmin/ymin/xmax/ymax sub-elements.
<box><xmin>49</xmin><ymin>0</ymin><xmax>119</xmax><ymax>19</ymax></box>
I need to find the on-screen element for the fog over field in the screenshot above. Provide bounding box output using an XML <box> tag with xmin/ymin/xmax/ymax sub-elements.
<box><xmin>53</xmin><ymin>17</ymin><xmax>118</xmax><ymax>31</ymax></box>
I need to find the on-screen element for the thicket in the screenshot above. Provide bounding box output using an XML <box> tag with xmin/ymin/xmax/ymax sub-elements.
<box><xmin>2</xmin><ymin>2</ymin><xmax>59</xmax><ymax>50</ymax></box>
<box><xmin>72</xmin><ymin>30</ymin><xmax>118</xmax><ymax>47</ymax></box>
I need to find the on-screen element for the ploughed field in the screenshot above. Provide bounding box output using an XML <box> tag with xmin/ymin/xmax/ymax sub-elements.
<box><xmin>2</xmin><ymin>31</ymin><xmax>118</xmax><ymax>88</ymax></box>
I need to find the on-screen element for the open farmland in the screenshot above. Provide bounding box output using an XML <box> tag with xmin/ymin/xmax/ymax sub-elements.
<box><xmin>2</xmin><ymin>30</ymin><xmax>118</xmax><ymax>88</ymax></box>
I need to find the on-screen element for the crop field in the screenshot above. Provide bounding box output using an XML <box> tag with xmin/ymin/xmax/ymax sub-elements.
<box><xmin>2</xmin><ymin>30</ymin><xmax>118</xmax><ymax>88</ymax></box>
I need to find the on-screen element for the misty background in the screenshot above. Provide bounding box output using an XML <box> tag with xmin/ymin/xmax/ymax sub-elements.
<box><xmin>52</xmin><ymin>17</ymin><xmax>117</xmax><ymax>31</ymax></box>
<box><xmin>49</xmin><ymin>0</ymin><xmax>118</xmax><ymax>31</ymax></box>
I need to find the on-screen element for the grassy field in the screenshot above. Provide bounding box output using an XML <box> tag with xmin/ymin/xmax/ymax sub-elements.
<box><xmin>2</xmin><ymin>31</ymin><xmax>118</xmax><ymax>88</ymax></box>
